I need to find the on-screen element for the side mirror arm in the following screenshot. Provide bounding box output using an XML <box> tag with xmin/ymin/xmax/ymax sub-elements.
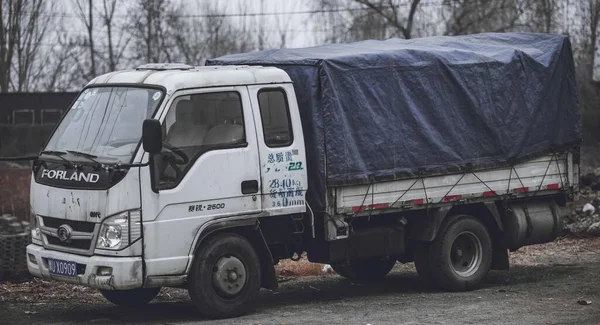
<box><xmin>148</xmin><ymin>153</ymin><xmax>160</xmax><ymax>193</ymax></box>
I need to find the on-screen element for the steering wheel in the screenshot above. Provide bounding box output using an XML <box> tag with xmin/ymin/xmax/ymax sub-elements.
<box><xmin>159</xmin><ymin>142</ymin><xmax>189</xmax><ymax>181</ymax></box>
<box><xmin>162</xmin><ymin>142</ymin><xmax>189</xmax><ymax>164</ymax></box>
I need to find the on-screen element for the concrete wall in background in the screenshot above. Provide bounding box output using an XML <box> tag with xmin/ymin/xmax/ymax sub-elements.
<box><xmin>0</xmin><ymin>169</ymin><xmax>32</xmax><ymax>221</ymax></box>
<box><xmin>0</xmin><ymin>92</ymin><xmax>76</xmax><ymax>157</ymax></box>
<box><xmin>0</xmin><ymin>92</ymin><xmax>76</xmax><ymax>221</ymax></box>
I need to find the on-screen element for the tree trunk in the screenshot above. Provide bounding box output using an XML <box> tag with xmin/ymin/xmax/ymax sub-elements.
<box><xmin>88</xmin><ymin>0</ymin><xmax>96</xmax><ymax>76</ymax></box>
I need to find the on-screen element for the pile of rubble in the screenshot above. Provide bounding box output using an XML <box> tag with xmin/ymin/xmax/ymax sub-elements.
<box><xmin>564</xmin><ymin>200</ymin><xmax>600</xmax><ymax>235</ymax></box>
<box><xmin>0</xmin><ymin>215</ymin><xmax>29</xmax><ymax>235</ymax></box>
<box><xmin>564</xmin><ymin>172</ymin><xmax>600</xmax><ymax>236</ymax></box>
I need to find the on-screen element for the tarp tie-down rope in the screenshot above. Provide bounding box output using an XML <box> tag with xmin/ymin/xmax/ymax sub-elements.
<box><xmin>437</xmin><ymin>173</ymin><xmax>466</xmax><ymax>204</ymax></box>
<box><xmin>351</xmin><ymin>152</ymin><xmax>572</xmax><ymax>220</ymax></box>
<box><xmin>528</xmin><ymin>153</ymin><xmax>555</xmax><ymax>199</ymax></box>
<box><xmin>554</xmin><ymin>152</ymin><xmax>565</xmax><ymax>188</ymax></box>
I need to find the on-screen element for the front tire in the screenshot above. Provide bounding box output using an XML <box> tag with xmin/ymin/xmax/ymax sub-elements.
<box><xmin>100</xmin><ymin>288</ymin><xmax>160</xmax><ymax>307</ymax></box>
<box><xmin>414</xmin><ymin>215</ymin><xmax>492</xmax><ymax>291</ymax></box>
<box><xmin>188</xmin><ymin>233</ymin><xmax>261</xmax><ymax>319</ymax></box>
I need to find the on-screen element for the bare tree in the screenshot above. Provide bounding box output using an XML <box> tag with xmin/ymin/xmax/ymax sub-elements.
<box><xmin>98</xmin><ymin>0</ymin><xmax>130</xmax><ymax>71</ymax></box>
<box><xmin>273</xmin><ymin>14</ymin><xmax>292</xmax><ymax>49</ymax></box>
<box><xmin>0</xmin><ymin>0</ymin><xmax>22</xmax><ymax>92</ymax></box>
<box><xmin>352</xmin><ymin>0</ymin><xmax>421</xmax><ymax>39</ymax></box>
<box><xmin>0</xmin><ymin>0</ymin><xmax>52</xmax><ymax>92</ymax></box>
<box><xmin>532</xmin><ymin>0</ymin><xmax>559</xmax><ymax>33</ymax></box>
<box><xmin>587</xmin><ymin>0</ymin><xmax>600</xmax><ymax>80</ymax></box>
<box><xmin>571</xmin><ymin>0</ymin><xmax>600</xmax><ymax>110</ymax></box>
<box><xmin>42</xmin><ymin>33</ymin><xmax>80</xmax><ymax>91</ymax></box>
<box><xmin>442</xmin><ymin>0</ymin><xmax>530</xmax><ymax>35</ymax></box>
<box><xmin>257</xmin><ymin>0</ymin><xmax>265</xmax><ymax>50</ymax></box>
<box><xmin>312</xmin><ymin>0</ymin><xmax>425</xmax><ymax>43</ymax></box>
<box><xmin>168</xmin><ymin>0</ymin><xmax>257</xmax><ymax>64</ymax></box>
<box><xmin>14</xmin><ymin>0</ymin><xmax>51</xmax><ymax>91</ymax></box>
<box><xmin>73</xmin><ymin>0</ymin><xmax>96</xmax><ymax>77</ymax></box>
<box><xmin>131</xmin><ymin>0</ymin><xmax>178</xmax><ymax>63</ymax></box>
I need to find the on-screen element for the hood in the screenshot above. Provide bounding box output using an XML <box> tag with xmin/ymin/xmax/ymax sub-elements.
<box><xmin>30</xmin><ymin>167</ymin><xmax>141</xmax><ymax>223</ymax></box>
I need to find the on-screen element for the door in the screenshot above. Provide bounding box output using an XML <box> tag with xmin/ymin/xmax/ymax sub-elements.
<box><xmin>248</xmin><ymin>84</ymin><xmax>307</xmax><ymax>216</ymax></box>
<box><xmin>140</xmin><ymin>86</ymin><xmax>262</xmax><ymax>276</ymax></box>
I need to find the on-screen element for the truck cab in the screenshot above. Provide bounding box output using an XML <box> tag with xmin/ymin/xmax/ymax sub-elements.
<box><xmin>27</xmin><ymin>64</ymin><xmax>308</xmax><ymax>317</ymax></box>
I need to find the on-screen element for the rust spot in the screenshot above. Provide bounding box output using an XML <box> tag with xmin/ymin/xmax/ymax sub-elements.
<box><xmin>129</xmin><ymin>260</ymin><xmax>143</xmax><ymax>282</ymax></box>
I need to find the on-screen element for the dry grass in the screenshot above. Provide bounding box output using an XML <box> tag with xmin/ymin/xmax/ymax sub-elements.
<box><xmin>509</xmin><ymin>236</ymin><xmax>600</xmax><ymax>266</ymax></box>
<box><xmin>0</xmin><ymin>277</ymin><xmax>102</xmax><ymax>304</ymax></box>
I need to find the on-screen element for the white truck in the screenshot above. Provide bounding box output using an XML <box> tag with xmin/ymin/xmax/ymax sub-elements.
<box><xmin>24</xmin><ymin>34</ymin><xmax>581</xmax><ymax>319</ymax></box>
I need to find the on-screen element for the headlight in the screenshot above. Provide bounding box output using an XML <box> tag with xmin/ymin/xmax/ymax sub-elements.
<box><xmin>96</xmin><ymin>210</ymin><xmax>141</xmax><ymax>250</ymax></box>
<box><xmin>30</xmin><ymin>206</ymin><xmax>41</xmax><ymax>244</ymax></box>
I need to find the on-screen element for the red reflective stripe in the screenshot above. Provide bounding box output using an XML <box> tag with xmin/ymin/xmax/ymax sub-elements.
<box><xmin>352</xmin><ymin>203</ymin><xmax>390</xmax><ymax>213</ymax></box>
<box><xmin>369</xmin><ymin>203</ymin><xmax>390</xmax><ymax>210</ymax></box>
<box><xmin>546</xmin><ymin>183</ymin><xmax>560</xmax><ymax>190</ymax></box>
<box><xmin>515</xmin><ymin>187</ymin><xmax>529</xmax><ymax>193</ymax></box>
<box><xmin>483</xmin><ymin>191</ymin><xmax>497</xmax><ymax>197</ymax></box>
<box><xmin>352</xmin><ymin>206</ymin><xmax>363</xmax><ymax>213</ymax></box>
<box><xmin>411</xmin><ymin>198</ymin><xmax>425</xmax><ymax>205</ymax></box>
<box><xmin>443</xmin><ymin>195</ymin><xmax>462</xmax><ymax>202</ymax></box>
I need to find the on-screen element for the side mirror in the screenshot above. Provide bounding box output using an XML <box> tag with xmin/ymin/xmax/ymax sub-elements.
<box><xmin>142</xmin><ymin>119</ymin><xmax>163</xmax><ymax>154</ymax></box>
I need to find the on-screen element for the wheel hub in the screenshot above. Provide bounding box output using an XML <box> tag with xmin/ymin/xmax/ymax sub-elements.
<box><xmin>212</xmin><ymin>255</ymin><xmax>246</xmax><ymax>297</ymax></box>
<box><xmin>450</xmin><ymin>231</ymin><xmax>483</xmax><ymax>277</ymax></box>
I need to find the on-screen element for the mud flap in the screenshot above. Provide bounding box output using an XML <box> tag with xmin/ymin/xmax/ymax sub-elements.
<box><xmin>251</xmin><ymin>224</ymin><xmax>278</xmax><ymax>290</ymax></box>
<box><xmin>491</xmin><ymin>243</ymin><xmax>510</xmax><ymax>270</ymax></box>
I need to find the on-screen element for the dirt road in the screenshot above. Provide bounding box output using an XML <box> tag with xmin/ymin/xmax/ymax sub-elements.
<box><xmin>1</xmin><ymin>237</ymin><xmax>600</xmax><ymax>325</ymax></box>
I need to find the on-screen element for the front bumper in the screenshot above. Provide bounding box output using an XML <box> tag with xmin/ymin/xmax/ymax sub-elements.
<box><xmin>26</xmin><ymin>244</ymin><xmax>143</xmax><ymax>290</ymax></box>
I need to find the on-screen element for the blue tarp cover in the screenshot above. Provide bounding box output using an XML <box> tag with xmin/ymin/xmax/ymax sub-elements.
<box><xmin>207</xmin><ymin>33</ymin><xmax>582</xmax><ymax>212</ymax></box>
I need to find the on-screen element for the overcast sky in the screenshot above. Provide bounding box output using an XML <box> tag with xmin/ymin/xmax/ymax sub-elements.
<box><xmin>51</xmin><ymin>0</ymin><xmax>318</xmax><ymax>49</ymax></box>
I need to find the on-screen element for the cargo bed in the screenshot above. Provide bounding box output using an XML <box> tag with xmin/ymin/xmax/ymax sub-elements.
<box><xmin>334</xmin><ymin>152</ymin><xmax>578</xmax><ymax>216</ymax></box>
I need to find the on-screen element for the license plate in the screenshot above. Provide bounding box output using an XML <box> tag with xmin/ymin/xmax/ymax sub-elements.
<box><xmin>47</xmin><ymin>258</ymin><xmax>77</xmax><ymax>277</ymax></box>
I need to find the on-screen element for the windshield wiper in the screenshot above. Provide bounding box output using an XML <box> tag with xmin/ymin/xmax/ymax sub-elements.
<box><xmin>40</xmin><ymin>150</ymin><xmax>76</xmax><ymax>168</ymax></box>
<box><xmin>66</xmin><ymin>150</ymin><xmax>103</xmax><ymax>169</ymax></box>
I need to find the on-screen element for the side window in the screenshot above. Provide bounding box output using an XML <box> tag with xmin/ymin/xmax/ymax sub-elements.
<box><xmin>258</xmin><ymin>89</ymin><xmax>293</xmax><ymax>147</ymax></box>
<box><xmin>158</xmin><ymin>91</ymin><xmax>246</xmax><ymax>187</ymax></box>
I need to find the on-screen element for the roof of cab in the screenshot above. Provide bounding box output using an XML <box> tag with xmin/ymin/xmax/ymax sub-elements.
<box><xmin>86</xmin><ymin>64</ymin><xmax>292</xmax><ymax>93</ymax></box>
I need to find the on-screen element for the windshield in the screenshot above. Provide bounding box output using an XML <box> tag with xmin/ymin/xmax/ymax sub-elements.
<box><xmin>44</xmin><ymin>87</ymin><xmax>163</xmax><ymax>163</ymax></box>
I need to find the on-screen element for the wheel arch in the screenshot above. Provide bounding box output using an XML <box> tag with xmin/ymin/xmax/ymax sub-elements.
<box><xmin>186</xmin><ymin>217</ymin><xmax>278</xmax><ymax>290</ymax></box>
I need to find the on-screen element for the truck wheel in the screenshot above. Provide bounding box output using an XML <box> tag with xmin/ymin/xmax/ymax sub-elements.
<box><xmin>417</xmin><ymin>215</ymin><xmax>492</xmax><ymax>291</ymax></box>
<box><xmin>333</xmin><ymin>257</ymin><xmax>395</xmax><ymax>282</ymax></box>
<box><xmin>188</xmin><ymin>233</ymin><xmax>261</xmax><ymax>319</ymax></box>
<box><xmin>100</xmin><ymin>288</ymin><xmax>160</xmax><ymax>307</ymax></box>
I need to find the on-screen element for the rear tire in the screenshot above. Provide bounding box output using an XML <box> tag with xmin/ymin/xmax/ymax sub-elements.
<box><xmin>100</xmin><ymin>288</ymin><xmax>160</xmax><ymax>307</ymax></box>
<box><xmin>415</xmin><ymin>215</ymin><xmax>492</xmax><ymax>291</ymax></box>
<box><xmin>333</xmin><ymin>257</ymin><xmax>395</xmax><ymax>282</ymax></box>
<box><xmin>188</xmin><ymin>232</ymin><xmax>261</xmax><ymax>319</ymax></box>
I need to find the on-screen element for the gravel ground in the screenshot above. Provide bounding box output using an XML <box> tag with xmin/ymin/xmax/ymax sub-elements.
<box><xmin>1</xmin><ymin>237</ymin><xmax>600</xmax><ymax>325</ymax></box>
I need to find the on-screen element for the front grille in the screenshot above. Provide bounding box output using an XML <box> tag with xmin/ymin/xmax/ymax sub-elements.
<box><xmin>47</xmin><ymin>237</ymin><xmax>92</xmax><ymax>250</ymax></box>
<box><xmin>40</xmin><ymin>216</ymin><xmax>97</xmax><ymax>255</ymax></box>
<box><xmin>42</xmin><ymin>216</ymin><xmax>95</xmax><ymax>232</ymax></box>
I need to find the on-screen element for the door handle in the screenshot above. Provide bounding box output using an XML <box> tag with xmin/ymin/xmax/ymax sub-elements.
<box><xmin>241</xmin><ymin>180</ymin><xmax>259</xmax><ymax>194</ymax></box>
